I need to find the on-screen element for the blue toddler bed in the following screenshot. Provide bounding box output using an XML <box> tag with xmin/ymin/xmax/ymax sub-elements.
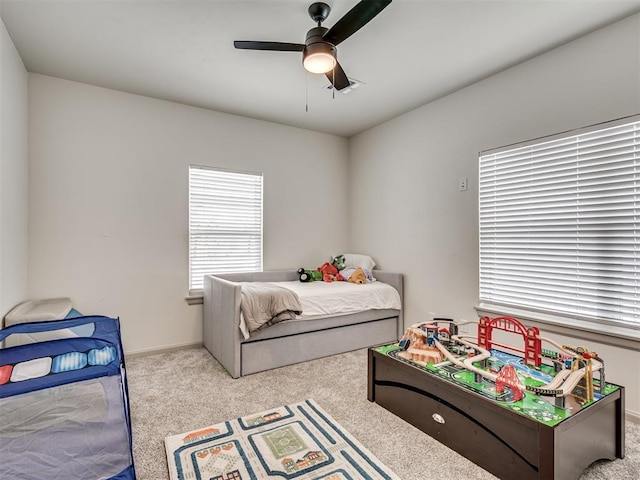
<box><xmin>0</xmin><ymin>316</ymin><xmax>136</xmax><ymax>479</ymax></box>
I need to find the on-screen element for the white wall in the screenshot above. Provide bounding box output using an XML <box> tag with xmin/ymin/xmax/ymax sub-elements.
<box><xmin>0</xmin><ymin>18</ymin><xmax>28</xmax><ymax>319</ymax></box>
<box><xmin>349</xmin><ymin>14</ymin><xmax>640</xmax><ymax>415</ymax></box>
<box><xmin>16</xmin><ymin>10</ymin><xmax>640</xmax><ymax>415</ymax></box>
<box><xmin>28</xmin><ymin>75</ymin><xmax>349</xmax><ymax>354</ymax></box>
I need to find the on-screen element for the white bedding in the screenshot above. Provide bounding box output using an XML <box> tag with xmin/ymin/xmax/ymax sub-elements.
<box><xmin>239</xmin><ymin>280</ymin><xmax>401</xmax><ymax>339</ymax></box>
<box><xmin>277</xmin><ymin>281</ymin><xmax>401</xmax><ymax>317</ymax></box>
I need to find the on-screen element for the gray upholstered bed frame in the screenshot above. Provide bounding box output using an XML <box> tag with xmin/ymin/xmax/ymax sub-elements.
<box><xmin>203</xmin><ymin>270</ymin><xmax>403</xmax><ymax>378</ymax></box>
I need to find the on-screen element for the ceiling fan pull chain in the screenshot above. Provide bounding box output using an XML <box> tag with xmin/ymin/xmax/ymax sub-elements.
<box><xmin>305</xmin><ymin>71</ymin><xmax>309</xmax><ymax>112</ymax></box>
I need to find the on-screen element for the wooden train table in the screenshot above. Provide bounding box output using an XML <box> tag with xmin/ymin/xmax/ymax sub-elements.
<box><xmin>368</xmin><ymin>343</ymin><xmax>625</xmax><ymax>480</ymax></box>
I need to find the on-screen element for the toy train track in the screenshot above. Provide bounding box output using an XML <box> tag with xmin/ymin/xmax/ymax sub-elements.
<box><xmin>394</xmin><ymin>316</ymin><xmax>607</xmax><ymax>406</ymax></box>
<box><xmin>527</xmin><ymin>386</ymin><xmax>563</xmax><ymax>396</ymax></box>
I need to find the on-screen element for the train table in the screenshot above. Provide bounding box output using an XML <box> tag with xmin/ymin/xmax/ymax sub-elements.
<box><xmin>367</xmin><ymin>318</ymin><xmax>625</xmax><ymax>480</ymax></box>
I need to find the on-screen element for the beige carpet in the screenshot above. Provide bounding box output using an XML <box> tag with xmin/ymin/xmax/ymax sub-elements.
<box><xmin>127</xmin><ymin>347</ymin><xmax>640</xmax><ymax>480</ymax></box>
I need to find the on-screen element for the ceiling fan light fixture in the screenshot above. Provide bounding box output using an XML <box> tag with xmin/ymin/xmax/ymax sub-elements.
<box><xmin>303</xmin><ymin>43</ymin><xmax>336</xmax><ymax>74</ymax></box>
<box><xmin>234</xmin><ymin>1</ymin><xmax>392</xmax><ymax>89</ymax></box>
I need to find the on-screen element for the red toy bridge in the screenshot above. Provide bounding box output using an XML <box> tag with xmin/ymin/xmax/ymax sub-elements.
<box><xmin>495</xmin><ymin>365</ymin><xmax>525</xmax><ymax>401</ymax></box>
<box><xmin>478</xmin><ymin>316</ymin><xmax>541</xmax><ymax>367</ymax></box>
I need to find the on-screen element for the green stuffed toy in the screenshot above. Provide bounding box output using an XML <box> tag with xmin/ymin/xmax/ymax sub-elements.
<box><xmin>297</xmin><ymin>267</ymin><xmax>322</xmax><ymax>282</ymax></box>
<box><xmin>331</xmin><ymin>254</ymin><xmax>346</xmax><ymax>271</ymax></box>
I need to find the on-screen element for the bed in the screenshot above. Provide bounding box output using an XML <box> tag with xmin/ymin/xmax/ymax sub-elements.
<box><xmin>0</xmin><ymin>316</ymin><xmax>135</xmax><ymax>479</ymax></box>
<box><xmin>203</xmin><ymin>270</ymin><xmax>403</xmax><ymax>378</ymax></box>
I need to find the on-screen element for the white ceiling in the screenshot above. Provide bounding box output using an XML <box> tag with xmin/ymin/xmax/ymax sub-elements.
<box><xmin>1</xmin><ymin>0</ymin><xmax>639</xmax><ymax>137</ymax></box>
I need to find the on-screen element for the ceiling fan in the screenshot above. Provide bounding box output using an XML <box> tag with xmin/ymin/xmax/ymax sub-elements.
<box><xmin>234</xmin><ymin>1</ymin><xmax>392</xmax><ymax>91</ymax></box>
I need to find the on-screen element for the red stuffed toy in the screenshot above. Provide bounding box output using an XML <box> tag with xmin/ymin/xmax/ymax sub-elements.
<box><xmin>317</xmin><ymin>262</ymin><xmax>344</xmax><ymax>282</ymax></box>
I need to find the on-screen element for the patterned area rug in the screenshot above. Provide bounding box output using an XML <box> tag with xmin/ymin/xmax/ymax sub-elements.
<box><xmin>165</xmin><ymin>399</ymin><xmax>399</xmax><ymax>480</ymax></box>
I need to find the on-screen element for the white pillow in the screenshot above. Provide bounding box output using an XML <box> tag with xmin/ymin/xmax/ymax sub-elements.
<box><xmin>343</xmin><ymin>254</ymin><xmax>376</xmax><ymax>271</ymax></box>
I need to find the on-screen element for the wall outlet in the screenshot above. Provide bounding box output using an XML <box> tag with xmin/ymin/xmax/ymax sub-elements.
<box><xmin>458</xmin><ymin>177</ymin><xmax>468</xmax><ymax>191</ymax></box>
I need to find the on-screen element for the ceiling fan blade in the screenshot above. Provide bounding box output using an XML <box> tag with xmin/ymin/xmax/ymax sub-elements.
<box><xmin>323</xmin><ymin>0</ymin><xmax>392</xmax><ymax>46</ymax></box>
<box><xmin>233</xmin><ymin>41</ymin><xmax>304</xmax><ymax>52</ymax></box>
<box><xmin>325</xmin><ymin>61</ymin><xmax>351</xmax><ymax>91</ymax></box>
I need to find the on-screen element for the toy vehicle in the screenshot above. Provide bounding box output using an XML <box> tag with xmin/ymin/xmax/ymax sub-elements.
<box><xmin>297</xmin><ymin>268</ymin><xmax>322</xmax><ymax>282</ymax></box>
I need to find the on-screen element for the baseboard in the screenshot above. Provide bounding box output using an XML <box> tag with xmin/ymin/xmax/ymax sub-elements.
<box><xmin>627</xmin><ymin>410</ymin><xmax>640</xmax><ymax>424</ymax></box>
<box><xmin>126</xmin><ymin>341</ymin><xmax>203</xmax><ymax>359</ymax></box>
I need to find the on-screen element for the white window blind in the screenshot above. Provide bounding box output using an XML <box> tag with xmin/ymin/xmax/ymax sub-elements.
<box><xmin>189</xmin><ymin>166</ymin><xmax>263</xmax><ymax>291</ymax></box>
<box><xmin>479</xmin><ymin>116</ymin><xmax>640</xmax><ymax>331</ymax></box>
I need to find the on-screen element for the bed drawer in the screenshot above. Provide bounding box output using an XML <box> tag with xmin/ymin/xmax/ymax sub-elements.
<box><xmin>241</xmin><ymin>317</ymin><xmax>398</xmax><ymax>376</ymax></box>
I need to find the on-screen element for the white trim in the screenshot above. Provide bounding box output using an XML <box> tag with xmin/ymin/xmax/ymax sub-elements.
<box><xmin>126</xmin><ymin>342</ymin><xmax>203</xmax><ymax>359</ymax></box>
<box><xmin>627</xmin><ymin>410</ymin><xmax>640</xmax><ymax>424</ymax></box>
<box><xmin>185</xmin><ymin>291</ymin><xmax>203</xmax><ymax>305</ymax></box>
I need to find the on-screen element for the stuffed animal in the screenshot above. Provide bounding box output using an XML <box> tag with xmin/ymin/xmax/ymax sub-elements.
<box><xmin>348</xmin><ymin>267</ymin><xmax>367</xmax><ymax>284</ymax></box>
<box><xmin>297</xmin><ymin>267</ymin><xmax>322</xmax><ymax>282</ymax></box>
<box><xmin>331</xmin><ymin>254</ymin><xmax>346</xmax><ymax>271</ymax></box>
<box><xmin>317</xmin><ymin>262</ymin><xmax>344</xmax><ymax>282</ymax></box>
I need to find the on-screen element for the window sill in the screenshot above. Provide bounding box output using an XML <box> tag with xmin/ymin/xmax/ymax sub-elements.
<box><xmin>475</xmin><ymin>303</ymin><xmax>640</xmax><ymax>352</ymax></box>
<box><xmin>185</xmin><ymin>290</ymin><xmax>203</xmax><ymax>305</ymax></box>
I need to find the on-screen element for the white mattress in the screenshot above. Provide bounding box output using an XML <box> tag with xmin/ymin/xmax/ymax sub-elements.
<box><xmin>274</xmin><ymin>281</ymin><xmax>401</xmax><ymax>318</ymax></box>
<box><xmin>239</xmin><ymin>280</ymin><xmax>401</xmax><ymax>339</ymax></box>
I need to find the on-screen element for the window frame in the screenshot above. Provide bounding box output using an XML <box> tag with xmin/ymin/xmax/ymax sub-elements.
<box><xmin>188</xmin><ymin>165</ymin><xmax>263</xmax><ymax>295</ymax></box>
<box><xmin>477</xmin><ymin>114</ymin><xmax>640</xmax><ymax>342</ymax></box>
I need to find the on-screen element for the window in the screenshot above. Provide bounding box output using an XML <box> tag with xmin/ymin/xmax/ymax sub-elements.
<box><xmin>189</xmin><ymin>166</ymin><xmax>263</xmax><ymax>291</ymax></box>
<box><xmin>479</xmin><ymin>115</ymin><xmax>640</xmax><ymax>334</ymax></box>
